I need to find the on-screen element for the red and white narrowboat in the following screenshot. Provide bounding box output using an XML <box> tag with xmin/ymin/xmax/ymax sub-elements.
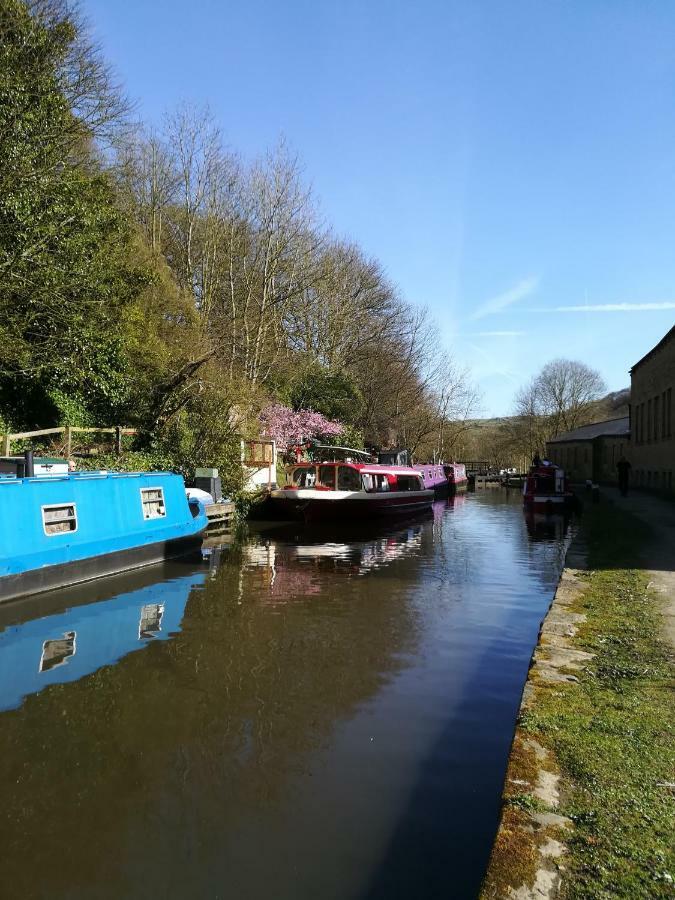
<box><xmin>522</xmin><ymin>463</ymin><xmax>575</xmax><ymax>511</ymax></box>
<box><xmin>270</xmin><ymin>461</ymin><xmax>434</xmax><ymax>522</ymax></box>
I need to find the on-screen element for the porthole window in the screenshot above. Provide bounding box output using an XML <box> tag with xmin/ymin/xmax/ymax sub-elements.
<box><xmin>141</xmin><ymin>487</ymin><xmax>166</xmax><ymax>519</ymax></box>
<box><xmin>42</xmin><ymin>504</ymin><xmax>77</xmax><ymax>536</ymax></box>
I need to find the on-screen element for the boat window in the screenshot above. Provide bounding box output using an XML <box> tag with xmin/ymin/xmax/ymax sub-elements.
<box><xmin>139</xmin><ymin>603</ymin><xmax>165</xmax><ymax>639</ymax></box>
<box><xmin>362</xmin><ymin>474</ymin><xmax>376</xmax><ymax>492</ymax></box>
<box><xmin>337</xmin><ymin>466</ymin><xmax>362</xmax><ymax>491</ymax></box>
<box><xmin>377</xmin><ymin>475</ymin><xmax>390</xmax><ymax>492</ymax></box>
<box><xmin>395</xmin><ymin>475</ymin><xmax>422</xmax><ymax>492</ymax></box>
<box><xmin>39</xmin><ymin>631</ymin><xmax>76</xmax><ymax>672</ymax></box>
<box><xmin>42</xmin><ymin>503</ymin><xmax>77</xmax><ymax>535</ymax></box>
<box><xmin>319</xmin><ymin>466</ymin><xmax>336</xmax><ymax>489</ymax></box>
<box><xmin>141</xmin><ymin>487</ymin><xmax>166</xmax><ymax>519</ymax></box>
<box><xmin>291</xmin><ymin>467</ymin><xmax>317</xmax><ymax>487</ymax></box>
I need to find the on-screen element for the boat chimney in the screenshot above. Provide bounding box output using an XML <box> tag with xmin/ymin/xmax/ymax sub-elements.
<box><xmin>24</xmin><ymin>449</ymin><xmax>34</xmax><ymax>478</ymax></box>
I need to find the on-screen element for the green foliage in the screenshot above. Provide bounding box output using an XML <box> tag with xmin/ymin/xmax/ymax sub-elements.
<box><xmin>76</xmin><ymin>449</ymin><xmax>175</xmax><ymax>473</ymax></box>
<box><xmin>0</xmin><ymin>0</ymin><xmax>151</xmax><ymax>429</ymax></box>
<box><xmin>288</xmin><ymin>365</ymin><xmax>364</xmax><ymax>424</ymax></box>
<box><xmin>322</xmin><ymin>423</ymin><xmax>364</xmax><ymax>450</ymax></box>
<box><xmin>45</xmin><ymin>389</ymin><xmax>95</xmax><ymax>427</ymax></box>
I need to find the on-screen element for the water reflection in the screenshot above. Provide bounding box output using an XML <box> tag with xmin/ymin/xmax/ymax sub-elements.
<box><xmin>0</xmin><ymin>568</ymin><xmax>206</xmax><ymax>711</ymax></box>
<box><xmin>0</xmin><ymin>491</ymin><xmax>568</xmax><ymax>900</ymax></box>
<box><xmin>241</xmin><ymin>520</ymin><xmax>427</xmax><ymax>601</ymax></box>
<box><xmin>524</xmin><ymin>510</ymin><xmax>573</xmax><ymax>543</ymax></box>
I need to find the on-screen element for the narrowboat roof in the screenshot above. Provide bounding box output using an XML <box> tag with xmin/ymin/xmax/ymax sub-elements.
<box><xmin>0</xmin><ymin>470</ymin><xmax>177</xmax><ymax>486</ymax></box>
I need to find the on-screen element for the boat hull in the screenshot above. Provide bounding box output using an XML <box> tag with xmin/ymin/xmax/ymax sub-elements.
<box><xmin>523</xmin><ymin>494</ymin><xmax>575</xmax><ymax>512</ymax></box>
<box><xmin>0</xmin><ymin>532</ymin><xmax>205</xmax><ymax>604</ymax></box>
<box><xmin>270</xmin><ymin>490</ymin><xmax>434</xmax><ymax>522</ymax></box>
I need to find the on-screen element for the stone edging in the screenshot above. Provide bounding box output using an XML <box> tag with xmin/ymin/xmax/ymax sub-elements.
<box><xmin>481</xmin><ymin>535</ymin><xmax>592</xmax><ymax>899</ymax></box>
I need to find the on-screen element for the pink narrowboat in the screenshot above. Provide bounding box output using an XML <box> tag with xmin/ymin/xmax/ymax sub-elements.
<box><xmin>522</xmin><ymin>463</ymin><xmax>575</xmax><ymax>511</ymax></box>
<box><xmin>270</xmin><ymin>461</ymin><xmax>434</xmax><ymax>522</ymax></box>
<box><xmin>378</xmin><ymin>450</ymin><xmax>468</xmax><ymax>494</ymax></box>
<box><xmin>444</xmin><ymin>462</ymin><xmax>468</xmax><ymax>489</ymax></box>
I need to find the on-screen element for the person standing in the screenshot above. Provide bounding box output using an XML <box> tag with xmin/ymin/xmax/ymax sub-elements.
<box><xmin>617</xmin><ymin>455</ymin><xmax>632</xmax><ymax>496</ymax></box>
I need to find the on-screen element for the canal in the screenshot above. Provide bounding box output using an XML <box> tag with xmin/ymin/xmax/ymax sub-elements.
<box><xmin>0</xmin><ymin>491</ymin><xmax>569</xmax><ymax>900</ymax></box>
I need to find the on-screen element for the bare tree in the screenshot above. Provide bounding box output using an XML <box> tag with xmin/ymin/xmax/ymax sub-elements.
<box><xmin>511</xmin><ymin>358</ymin><xmax>606</xmax><ymax>459</ymax></box>
<box><xmin>26</xmin><ymin>0</ymin><xmax>131</xmax><ymax>146</ymax></box>
<box><xmin>533</xmin><ymin>358</ymin><xmax>606</xmax><ymax>433</ymax></box>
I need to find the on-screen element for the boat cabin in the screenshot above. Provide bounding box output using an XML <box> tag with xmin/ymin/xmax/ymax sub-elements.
<box><xmin>285</xmin><ymin>462</ymin><xmax>425</xmax><ymax>493</ymax></box>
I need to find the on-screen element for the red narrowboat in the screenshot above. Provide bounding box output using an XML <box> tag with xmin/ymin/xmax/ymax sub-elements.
<box><xmin>269</xmin><ymin>461</ymin><xmax>434</xmax><ymax>522</ymax></box>
<box><xmin>522</xmin><ymin>463</ymin><xmax>575</xmax><ymax>511</ymax></box>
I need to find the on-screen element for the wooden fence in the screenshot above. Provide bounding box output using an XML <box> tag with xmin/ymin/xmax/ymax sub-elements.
<box><xmin>1</xmin><ymin>426</ymin><xmax>137</xmax><ymax>457</ymax></box>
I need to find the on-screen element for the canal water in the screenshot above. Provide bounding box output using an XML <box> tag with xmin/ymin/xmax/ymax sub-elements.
<box><xmin>0</xmin><ymin>491</ymin><xmax>569</xmax><ymax>900</ymax></box>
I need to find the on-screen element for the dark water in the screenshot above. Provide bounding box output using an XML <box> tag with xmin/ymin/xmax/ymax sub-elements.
<box><xmin>0</xmin><ymin>491</ymin><xmax>569</xmax><ymax>900</ymax></box>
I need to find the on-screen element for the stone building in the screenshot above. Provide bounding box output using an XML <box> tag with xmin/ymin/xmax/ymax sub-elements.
<box><xmin>546</xmin><ymin>417</ymin><xmax>630</xmax><ymax>484</ymax></box>
<box><xmin>629</xmin><ymin>324</ymin><xmax>674</xmax><ymax>493</ymax></box>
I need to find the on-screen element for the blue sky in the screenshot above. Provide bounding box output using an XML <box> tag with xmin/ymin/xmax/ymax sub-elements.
<box><xmin>84</xmin><ymin>0</ymin><xmax>675</xmax><ymax>416</ymax></box>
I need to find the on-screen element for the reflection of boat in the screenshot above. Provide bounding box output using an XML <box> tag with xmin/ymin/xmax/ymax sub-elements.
<box><xmin>522</xmin><ymin>464</ymin><xmax>575</xmax><ymax>511</ymax></box>
<box><xmin>270</xmin><ymin>462</ymin><xmax>433</xmax><ymax>522</ymax></box>
<box><xmin>0</xmin><ymin>471</ymin><xmax>208</xmax><ymax>603</ymax></box>
<box><xmin>0</xmin><ymin>569</ymin><xmax>205</xmax><ymax>711</ymax></box>
<box><xmin>241</xmin><ymin>520</ymin><xmax>426</xmax><ymax>600</ymax></box>
<box><xmin>524</xmin><ymin>511</ymin><xmax>572</xmax><ymax>543</ymax></box>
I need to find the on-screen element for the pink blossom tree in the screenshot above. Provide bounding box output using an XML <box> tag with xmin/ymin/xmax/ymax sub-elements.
<box><xmin>260</xmin><ymin>403</ymin><xmax>344</xmax><ymax>450</ymax></box>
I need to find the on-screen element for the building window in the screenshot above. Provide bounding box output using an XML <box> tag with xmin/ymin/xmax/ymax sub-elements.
<box><xmin>662</xmin><ymin>391</ymin><xmax>667</xmax><ymax>439</ymax></box>
<box><xmin>42</xmin><ymin>503</ymin><xmax>77</xmax><ymax>536</ymax></box>
<box><xmin>668</xmin><ymin>388</ymin><xmax>673</xmax><ymax>438</ymax></box>
<box><xmin>640</xmin><ymin>403</ymin><xmax>645</xmax><ymax>443</ymax></box>
<box><xmin>141</xmin><ymin>487</ymin><xmax>166</xmax><ymax>519</ymax></box>
<box><xmin>655</xmin><ymin>396</ymin><xmax>660</xmax><ymax>441</ymax></box>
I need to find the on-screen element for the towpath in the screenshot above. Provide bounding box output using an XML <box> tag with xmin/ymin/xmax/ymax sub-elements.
<box><xmin>602</xmin><ymin>486</ymin><xmax>675</xmax><ymax>653</ymax></box>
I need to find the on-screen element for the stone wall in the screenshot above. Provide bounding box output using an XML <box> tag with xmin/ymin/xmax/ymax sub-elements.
<box><xmin>547</xmin><ymin>435</ymin><xmax>629</xmax><ymax>485</ymax></box>
<box><xmin>547</xmin><ymin>441</ymin><xmax>593</xmax><ymax>482</ymax></box>
<box><xmin>630</xmin><ymin>330</ymin><xmax>675</xmax><ymax>494</ymax></box>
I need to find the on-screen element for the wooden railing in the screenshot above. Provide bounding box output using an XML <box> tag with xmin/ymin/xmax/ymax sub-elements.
<box><xmin>1</xmin><ymin>426</ymin><xmax>137</xmax><ymax>457</ymax></box>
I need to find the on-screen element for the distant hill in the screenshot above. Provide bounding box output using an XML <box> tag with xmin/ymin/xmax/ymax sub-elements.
<box><xmin>589</xmin><ymin>388</ymin><xmax>630</xmax><ymax>421</ymax></box>
<box><xmin>470</xmin><ymin>388</ymin><xmax>630</xmax><ymax>428</ymax></box>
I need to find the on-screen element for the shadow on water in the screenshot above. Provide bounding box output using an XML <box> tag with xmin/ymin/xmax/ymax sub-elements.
<box><xmin>0</xmin><ymin>490</ymin><xmax>569</xmax><ymax>900</ymax></box>
<box><xmin>362</xmin><ymin>639</ymin><xmax>532</xmax><ymax>900</ymax></box>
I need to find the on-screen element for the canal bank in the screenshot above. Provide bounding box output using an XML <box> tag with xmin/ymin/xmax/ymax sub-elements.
<box><xmin>482</xmin><ymin>491</ymin><xmax>675</xmax><ymax>899</ymax></box>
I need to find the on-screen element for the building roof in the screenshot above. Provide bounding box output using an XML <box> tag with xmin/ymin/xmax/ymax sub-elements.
<box><xmin>630</xmin><ymin>323</ymin><xmax>675</xmax><ymax>374</ymax></box>
<box><xmin>547</xmin><ymin>416</ymin><xmax>630</xmax><ymax>444</ymax></box>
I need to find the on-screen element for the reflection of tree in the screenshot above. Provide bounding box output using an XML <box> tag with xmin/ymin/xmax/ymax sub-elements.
<box><xmin>0</xmin><ymin>529</ymin><xmax>423</xmax><ymax>898</ymax></box>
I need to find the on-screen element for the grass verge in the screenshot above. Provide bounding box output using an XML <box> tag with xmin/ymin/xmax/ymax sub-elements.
<box><xmin>520</xmin><ymin>501</ymin><xmax>674</xmax><ymax>898</ymax></box>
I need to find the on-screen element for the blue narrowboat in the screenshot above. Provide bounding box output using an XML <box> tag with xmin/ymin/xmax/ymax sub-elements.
<box><xmin>0</xmin><ymin>471</ymin><xmax>208</xmax><ymax>603</ymax></box>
